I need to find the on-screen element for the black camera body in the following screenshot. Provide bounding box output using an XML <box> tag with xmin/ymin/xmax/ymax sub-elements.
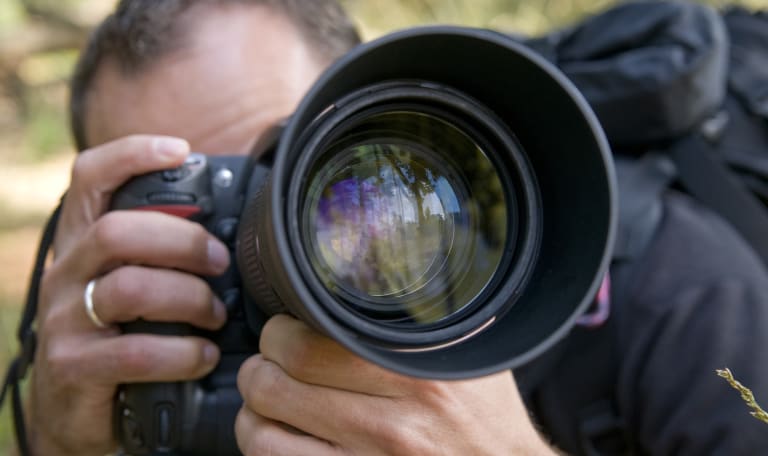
<box><xmin>109</xmin><ymin>25</ymin><xmax>617</xmax><ymax>456</ymax></box>
<box><xmin>111</xmin><ymin>153</ymin><xmax>272</xmax><ymax>455</ymax></box>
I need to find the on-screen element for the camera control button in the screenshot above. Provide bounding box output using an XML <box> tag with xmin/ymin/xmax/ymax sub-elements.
<box><xmin>148</xmin><ymin>192</ymin><xmax>196</xmax><ymax>204</ymax></box>
<box><xmin>121</xmin><ymin>408</ymin><xmax>146</xmax><ymax>450</ymax></box>
<box><xmin>185</xmin><ymin>153</ymin><xmax>206</xmax><ymax>167</ymax></box>
<box><xmin>215</xmin><ymin>217</ymin><xmax>239</xmax><ymax>243</ymax></box>
<box><xmin>156</xmin><ymin>404</ymin><xmax>174</xmax><ymax>448</ymax></box>
<box><xmin>213</xmin><ymin>168</ymin><xmax>234</xmax><ymax>188</ymax></box>
<box><xmin>222</xmin><ymin>288</ymin><xmax>241</xmax><ymax>315</ymax></box>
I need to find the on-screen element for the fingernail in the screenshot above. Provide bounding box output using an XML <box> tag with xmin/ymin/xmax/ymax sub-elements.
<box><xmin>213</xmin><ymin>296</ymin><xmax>227</xmax><ymax>323</ymax></box>
<box><xmin>153</xmin><ymin>137</ymin><xmax>189</xmax><ymax>162</ymax></box>
<box><xmin>207</xmin><ymin>239</ymin><xmax>230</xmax><ymax>272</ymax></box>
<box><xmin>204</xmin><ymin>344</ymin><xmax>220</xmax><ymax>365</ymax></box>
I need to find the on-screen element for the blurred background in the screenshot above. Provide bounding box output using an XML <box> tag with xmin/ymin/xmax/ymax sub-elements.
<box><xmin>0</xmin><ymin>0</ymin><xmax>763</xmax><ymax>452</ymax></box>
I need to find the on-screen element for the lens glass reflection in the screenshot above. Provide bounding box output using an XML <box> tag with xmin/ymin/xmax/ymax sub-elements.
<box><xmin>302</xmin><ymin>111</ymin><xmax>509</xmax><ymax>326</ymax></box>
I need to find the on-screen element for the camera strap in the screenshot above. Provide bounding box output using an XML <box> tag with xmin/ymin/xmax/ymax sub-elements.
<box><xmin>0</xmin><ymin>195</ymin><xmax>64</xmax><ymax>456</ymax></box>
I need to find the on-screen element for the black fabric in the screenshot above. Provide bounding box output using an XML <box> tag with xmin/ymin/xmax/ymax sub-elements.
<box><xmin>526</xmin><ymin>1</ymin><xmax>729</xmax><ymax>147</ymax></box>
<box><xmin>726</xmin><ymin>8</ymin><xmax>768</xmax><ymax>117</ymax></box>
<box><xmin>611</xmin><ymin>155</ymin><xmax>674</xmax><ymax>262</ymax></box>
<box><xmin>669</xmin><ymin>133</ymin><xmax>768</xmax><ymax>264</ymax></box>
<box><xmin>522</xmin><ymin>191</ymin><xmax>768</xmax><ymax>454</ymax></box>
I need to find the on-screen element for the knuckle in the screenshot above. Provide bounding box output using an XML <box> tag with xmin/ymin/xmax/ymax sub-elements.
<box><xmin>242</xmin><ymin>359</ymin><xmax>285</xmax><ymax>409</ymax></box>
<box><xmin>114</xmin><ymin>339</ymin><xmax>155</xmax><ymax>377</ymax></box>
<box><xmin>414</xmin><ymin>381</ymin><xmax>452</xmax><ymax>409</ymax></box>
<box><xmin>123</xmin><ymin>134</ymin><xmax>148</xmax><ymax>148</ymax></box>
<box><xmin>37</xmin><ymin>264</ymin><xmax>76</xmax><ymax>319</ymax></box>
<box><xmin>237</xmin><ymin>356</ymin><xmax>259</xmax><ymax>395</ymax></box>
<box><xmin>44</xmin><ymin>342</ymin><xmax>81</xmax><ymax>385</ymax></box>
<box><xmin>235</xmin><ymin>410</ymin><xmax>273</xmax><ymax>456</ymax></box>
<box><xmin>280</xmin><ymin>339</ymin><xmax>314</xmax><ymax>377</ymax></box>
<box><xmin>38</xmin><ymin>301</ymin><xmax>70</xmax><ymax>336</ymax></box>
<box><xmin>118</xmin><ymin>134</ymin><xmax>150</xmax><ymax>157</ymax></box>
<box><xmin>110</xmin><ymin>266</ymin><xmax>148</xmax><ymax>305</ymax></box>
<box><xmin>91</xmin><ymin>212</ymin><xmax>127</xmax><ymax>252</ymax></box>
<box><xmin>70</xmin><ymin>151</ymin><xmax>94</xmax><ymax>183</ymax></box>
<box><xmin>369</xmin><ymin>418</ymin><xmax>408</xmax><ymax>453</ymax></box>
<box><xmin>375</xmin><ymin>417</ymin><xmax>435</xmax><ymax>456</ymax></box>
<box><xmin>261</xmin><ymin>318</ymin><xmax>315</xmax><ymax>375</ymax></box>
<box><xmin>245</xmin><ymin>431</ymin><xmax>276</xmax><ymax>456</ymax></box>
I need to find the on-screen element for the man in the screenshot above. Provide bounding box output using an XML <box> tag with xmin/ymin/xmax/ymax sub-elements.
<box><xmin>25</xmin><ymin>0</ymin><xmax>768</xmax><ymax>455</ymax></box>
<box><xmin>28</xmin><ymin>1</ymin><xmax>554</xmax><ymax>454</ymax></box>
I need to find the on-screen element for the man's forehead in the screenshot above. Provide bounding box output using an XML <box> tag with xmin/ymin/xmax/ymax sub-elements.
<box><xmin>83</xmin><ymin>4</ymin><xmax>326</xmax><ymax>154</ymax></box>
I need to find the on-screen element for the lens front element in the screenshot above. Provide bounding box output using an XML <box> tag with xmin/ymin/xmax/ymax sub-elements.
<box><xmin>301</xmin><ymin>111</ymin><xmax>511</xmax><ymax>329</ymax></box>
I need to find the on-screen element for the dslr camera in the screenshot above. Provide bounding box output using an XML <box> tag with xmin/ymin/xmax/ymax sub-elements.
<box><xmin>111</xmin><ymin>26</ymin><xmax>616</xmax><ymax>455</ymax></box>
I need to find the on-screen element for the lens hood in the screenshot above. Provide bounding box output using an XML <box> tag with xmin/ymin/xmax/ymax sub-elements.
<box><xmin>248</xmin><ymin>26</ymin><xmax>617</xmax><ymax>379</ymax></box>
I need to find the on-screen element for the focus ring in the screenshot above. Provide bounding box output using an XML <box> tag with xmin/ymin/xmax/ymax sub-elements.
<box><xmin>235</xmin><ymin>180</ymin><xmax>286</xmax><ymax>316</ymax></box>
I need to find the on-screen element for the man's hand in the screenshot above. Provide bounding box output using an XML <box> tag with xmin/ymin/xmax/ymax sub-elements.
<box><xmin>236</xmin><ymin>314</ymin><xmax>557</xmax><ymax>455</ymax></box>
<box><xmin>29</xmin><ymin>136</ymin><xmax>229</xmax><ymax>455</ymax></box>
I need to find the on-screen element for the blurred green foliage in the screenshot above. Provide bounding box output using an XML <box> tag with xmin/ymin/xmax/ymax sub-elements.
<box><xmin>0</xmin><ymin>304</ymin><xmax>21</xmax><ymax>450</ymax></box>
<box><xmin>0</xmin><ymin>0</ymin><xmax>765</xmax><ymax>453</ymax></box>
<box><xmin>343</xmin><ymin>0</ymin><xmax>768</xmax><ymax>38</ymax></box>
<box><xmin>0</xmin><ymin>2</ymin><xmax>23</xmax><ymax>28</ymax></box>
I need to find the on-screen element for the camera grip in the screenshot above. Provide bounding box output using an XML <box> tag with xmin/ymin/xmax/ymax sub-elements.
<box><xmin>114</xmin><ymin>321</ymin><xmax>190</xmax><ymax>455</ymax></box>
<box><xmin>111</xmin><ymin>153</ymin><xmax>261</xmax><ymax>454</ymax></box>
<box><xmin>115</xmin><ymin>321</ymin><xmax>246</xmax><ymax>455</ymax></box>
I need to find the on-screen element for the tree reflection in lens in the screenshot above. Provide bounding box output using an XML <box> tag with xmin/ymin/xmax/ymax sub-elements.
<box><xmin>301</xmin><ymin>111</ymin><xmax>509</xmax><ymax>327</ymax></box>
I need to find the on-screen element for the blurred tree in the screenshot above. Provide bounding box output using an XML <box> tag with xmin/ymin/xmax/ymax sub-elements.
<box><xmin>0</xmin><ymin>0</ymin><xmax>114</xmax><ymax>161</ymax></box>
<box><xmin>341</xmin><ymin>0</ymin><xmax>766</xmax><ymax>39</ymax></box>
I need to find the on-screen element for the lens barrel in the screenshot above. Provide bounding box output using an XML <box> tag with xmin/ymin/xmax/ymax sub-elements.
<box><xmin>237</xmin><ymin>26</ymin><xmax>616</xmax><ymax>379</ymax></box>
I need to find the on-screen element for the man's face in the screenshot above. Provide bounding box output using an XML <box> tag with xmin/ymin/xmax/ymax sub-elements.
<box><xmin>84</xmin><ymin>4</ymin><xmax>328</xmax><ymax>154</ymax></box>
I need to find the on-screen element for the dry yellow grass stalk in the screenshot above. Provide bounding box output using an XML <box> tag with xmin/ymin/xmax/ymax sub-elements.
<box><xmin>717</xmin><ymin>368</ymin><xmax>768</xmax><ymax>424</ymax></box>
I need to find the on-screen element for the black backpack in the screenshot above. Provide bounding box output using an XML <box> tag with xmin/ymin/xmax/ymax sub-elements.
<box><xmin>516</xmin><ymin>1</ymin><xmax>768</xmax><ymax>454</ymax></box>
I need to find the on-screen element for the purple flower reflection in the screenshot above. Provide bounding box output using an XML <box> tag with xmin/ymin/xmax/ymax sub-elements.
<box><xmin>313</xmin><ymin>176</ymin><xmax>388</xmax><ymax>294</ymax></box>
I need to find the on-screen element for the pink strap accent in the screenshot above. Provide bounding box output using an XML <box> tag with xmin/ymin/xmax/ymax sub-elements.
<box><xmin>576</xmin><ymin>274</ymin><xmax>611</xmax><ymax>328</ymax></box>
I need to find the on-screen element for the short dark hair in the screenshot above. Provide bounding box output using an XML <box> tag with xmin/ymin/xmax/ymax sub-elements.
<box><xmin>69</xmin><ymin>0</ymin><xmax>361</xmax><ymax>151</ymax></box>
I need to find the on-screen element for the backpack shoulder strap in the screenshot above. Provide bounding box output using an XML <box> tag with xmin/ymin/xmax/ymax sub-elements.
<box><xmin>668</xmin><ymin>121</ymin><xmax>768</xmax><ymax>266</ymax></box>
<box><xmin>519</xmin><ymin>154</ymin><xmax>673</xmax><ymax>455</ymax></box>
<box><xmin>725</xmin><ymin>8</ymin><xmax>768</xmax><ymax>118</ymax></box>
<box><xmin>571</xmin><ymin>155</ymin><xmax>674</xmax><ymax>455</ymax></box>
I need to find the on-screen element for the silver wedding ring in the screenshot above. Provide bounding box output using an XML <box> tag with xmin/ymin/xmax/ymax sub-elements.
<box><xmin>84</xmin><ymin>279</ymin><xmax>109</xmax><ymax>328</ymax></box>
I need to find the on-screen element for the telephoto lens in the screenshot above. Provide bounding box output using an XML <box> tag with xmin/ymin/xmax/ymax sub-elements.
<box><xmin>236</xmin><ymin>26</ymin><xmax>617</xmax><ymax>379</ymax></box>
